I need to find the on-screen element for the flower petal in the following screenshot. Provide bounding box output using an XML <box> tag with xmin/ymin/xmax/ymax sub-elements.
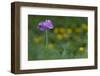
<box><xmin>37</xmin><ymin>19</ymin><xmax>54</xmax><ymax>31</ymax></box>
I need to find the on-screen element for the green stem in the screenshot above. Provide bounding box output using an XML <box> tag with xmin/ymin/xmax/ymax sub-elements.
<box><xmin>45</xmin><ymin>29</ymin><xmax>48</xmax><ymax>48</ymax></box>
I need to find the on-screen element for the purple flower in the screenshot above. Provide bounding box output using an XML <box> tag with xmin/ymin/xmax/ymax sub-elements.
<box><xmin>38</xmin><ymin>19</ymin><xmax>54</xmax><ymax>31</ymax></box>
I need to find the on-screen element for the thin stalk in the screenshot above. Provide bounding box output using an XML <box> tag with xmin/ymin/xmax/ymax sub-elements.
<box><xmin>45</xmin><ymin>29</ymin><xmax>48</xmax><ymax>48</ymax></box>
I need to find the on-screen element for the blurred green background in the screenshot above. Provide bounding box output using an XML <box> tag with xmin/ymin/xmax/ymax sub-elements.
<box><xmin>28</xmin><ymin>15</ymin><xmax>88</xmax><ymax>61</ymax></box>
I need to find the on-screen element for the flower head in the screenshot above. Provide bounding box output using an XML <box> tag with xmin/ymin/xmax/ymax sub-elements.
<box><xmin>67</xmin><ymin>28</ymin><xmax>72</xmax><ymax>33</ymax></box>
<box><xmin>38</xmin><ymin>19</ymin><xmax>53</xmax><ymax>31</ymax></box>
<box><xmin>48</xmin><ymin>43</ymin><xmax>55</xmax><ymax>49</ymax></box>
<box><xmin>33</xmin><ymin>36</ymin><xmax>42</xmax><ymax>43</ymax></box>
<box><xmin>79</xmin><ymin>47</ymin><xmax>84</xmax><ymax>52</ymax></box>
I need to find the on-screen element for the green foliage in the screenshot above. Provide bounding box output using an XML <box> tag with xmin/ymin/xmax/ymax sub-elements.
<box><xmin>28</xmin><ymin>15</ymin><xmax>88</xmax><ymax>60</ymax></box>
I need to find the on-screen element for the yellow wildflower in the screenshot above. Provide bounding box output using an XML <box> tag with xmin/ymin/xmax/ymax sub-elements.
<box><xmin>82</xmin><ymin>24</ymin><xmax>88</xmax><ymax>30</ymax></box>
<box><xmin>33</xmin><ymin>36</ymin><xmax>42</xmax><ymax>43</ymax></box>
<box><xmin>79</xmin><ymin>47</ymin><xmax>84</xmax><ymax>52</ymax></box>
<box><xmin>54</xmin><ymin>28</ymin><xmax>59</xmax><ymax>34</ymax></box>
<box><xmin>67</xmin><ymin>28</ymin><xmax>72</xmax><ymax>33</ymax></box>
<box><xmin>59</xmin><ymin>27</ymin><xmax>65</xmax><ymax>34</ymax></box>
<box><xmin>48</xmin><ymin>43</ymin><xmax>55</xmax><ymax>49</ymax></box>
<box><xmin>56</xmin><ymin>34</ymin><xmax>63</xmax><ymax>40</ymax></box>
<box><xmin>63</xmin><ymin>34</ymin><xmax>68</xmax><ymax>38</ymax></box>
<box><xmin>75</xmin><ymin>28</ymin><xmax>80</xmax><ymax>33</ymax></box>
